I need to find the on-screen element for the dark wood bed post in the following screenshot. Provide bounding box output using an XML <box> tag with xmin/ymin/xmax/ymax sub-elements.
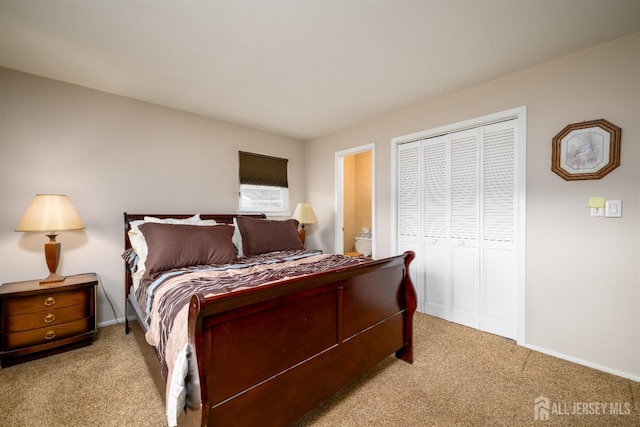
<box><xmin>396</xmin><ymin>250</ymin><xmax>417</xmax><ymax>363</ymax></box>
<box><xmin>186</xmin><ymin>294</ymin><xmax>206</xmax><ymax>427</ymax></box>
<box><xmin>124</xmin><ymin>212</ymin><xmax>131</xmax><ymax>335</ymax></box>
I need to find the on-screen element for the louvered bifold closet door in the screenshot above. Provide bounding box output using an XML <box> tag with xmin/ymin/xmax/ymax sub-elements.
<box><xmin>480</xmin><ymin>120</ymin><xmax>517</xmax><ymax>339</ymax></box>
<box><xmin>448</xmin><ymin>129</ymin><xmax>480</xmax><ymax>329</ymax></box>
<box><xmin>397</xmin><ymin>141</ymin><xmax>425</xmax><ymax>310</ymax></box>
<box><xmin>422</xmin><ymin>135</ymin><xmax>449</xmax><ymax>318</ymax></box>
<box><xmin>396</xmin><ymin>117</ymin><xmax>519</xmax><ymax>339</ymax></box>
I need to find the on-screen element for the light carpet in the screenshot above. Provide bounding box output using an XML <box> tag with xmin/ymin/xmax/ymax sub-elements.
<box><xmin>1</xmin><ymin>313</ymin><xmax>638</xmax><ymax>426</ymax></box>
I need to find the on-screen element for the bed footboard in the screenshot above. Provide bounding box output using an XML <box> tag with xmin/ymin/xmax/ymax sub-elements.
<box><xmin>185</xmin><ymin>251</ymin><xmax>416</xmax><ymax>427</ymax></box>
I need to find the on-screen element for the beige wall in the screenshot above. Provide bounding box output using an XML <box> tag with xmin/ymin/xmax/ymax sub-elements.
<box><xmin>0</xmin><ymin>67</ymin><xmax>305</xmax><ymax>326</ymax></box>
<box><xmin>305</xmin><ymin>32</ymin><xmax>640</xmax><ymax>379</ymax></box>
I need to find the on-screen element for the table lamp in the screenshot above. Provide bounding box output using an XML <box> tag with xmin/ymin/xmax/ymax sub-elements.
<box><xmin>15</xmin><ymin>194</ymin><xmax>85</xmax><ymax>284</ymax></box>
<box><xmin>292</xmin><ymin>202</ymin><xmax>317</xmax><ymax>245</ymax></box>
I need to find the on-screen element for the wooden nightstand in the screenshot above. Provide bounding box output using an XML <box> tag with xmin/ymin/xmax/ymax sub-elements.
<box><xmin>0</xmin><ymin>273</ymin><xmax>98</xmax><ymax>367</ymax></box>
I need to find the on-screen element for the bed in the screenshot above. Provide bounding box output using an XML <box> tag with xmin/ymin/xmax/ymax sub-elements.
<box><xmin>123</xmin><ymin>212</ymin><xmax>416</xmax><ymax>427</ymax></box>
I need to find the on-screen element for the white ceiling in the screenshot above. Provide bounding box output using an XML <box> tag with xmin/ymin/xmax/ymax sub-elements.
<box><xmin>1</xmin><ymin>1</ymin><xmax>639</xmax><ymax>140</ymax></box>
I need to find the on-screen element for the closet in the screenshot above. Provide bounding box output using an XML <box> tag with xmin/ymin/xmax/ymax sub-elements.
<box><xmin>397</xmin><ymin>118</ymin><xmax>520</xmax><ymax>340</ymax></box>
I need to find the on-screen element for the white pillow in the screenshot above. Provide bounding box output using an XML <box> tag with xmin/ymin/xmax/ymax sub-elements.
<box><xmin>232</xmin><ymin>217</ymin><xmax>244</xmax><ymax>257</ymax></box>
<box><xmin>128</xmin><ymin>214</ymin><xmax>217</xmax><ymax>273</ymax></box>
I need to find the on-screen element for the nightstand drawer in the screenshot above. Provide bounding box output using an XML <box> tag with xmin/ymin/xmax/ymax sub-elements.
<box><xmin>4</xmin><ymin>289</ymin><xmax>88</xmax><ymax>315</ymax></box>
<box><xmin>4</xmin><ymin>317</ymin><xmax>91</xmax><ymax>350</ymax></box>
<box><xmin>4</xmin><ymin>303</ymin><xmax>88</xmax><ymax>333</ymax></box>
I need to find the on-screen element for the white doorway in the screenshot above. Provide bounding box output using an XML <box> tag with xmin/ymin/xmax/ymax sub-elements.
<box><xmin>335</xmin><ymin>144</ymin><xmax>375</xmax><ymax>258</ymax></box>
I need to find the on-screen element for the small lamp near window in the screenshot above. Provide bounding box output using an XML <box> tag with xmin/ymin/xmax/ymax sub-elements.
<box><xmin>292</xmin><ymin>202</ymin><xmax>317</xmax><ymax>245</ymax></box>
<box><xmin>15</xmin><ymin>194</ymin><xmax>85</xmax><ymax>284</ymax></box>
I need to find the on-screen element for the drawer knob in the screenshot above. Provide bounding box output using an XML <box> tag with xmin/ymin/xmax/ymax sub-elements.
<box><xmin>44</xmin><ymin>313</ymin><xmax>56</xmax><ymax>323</ymax></box>
<box><xmin>44</xmin><ymin>330</ymin><xmax>56</xmax><ymax>340</ymax></box>
<box><xmin>44</xmin><ymin>297</ymin><xmax>56</xmax><ymax>307</ymax></box>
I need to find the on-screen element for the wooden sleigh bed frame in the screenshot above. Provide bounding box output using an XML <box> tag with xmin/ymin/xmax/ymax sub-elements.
<box><xmin>123</xmin><ymin>213</ymin><xmax>416</xmax><ymax>427</ymax></box>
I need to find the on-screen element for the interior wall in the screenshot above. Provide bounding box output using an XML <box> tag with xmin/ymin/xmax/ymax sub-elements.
<box><xmin>0</xmin><ymin>67</ymin><xmax>306</xmax><ymax>326</ymax></box>
<box><xmin>304</xmin><ymin>32</ymin><xmax>640</xmax><ymax>379</ymax></box>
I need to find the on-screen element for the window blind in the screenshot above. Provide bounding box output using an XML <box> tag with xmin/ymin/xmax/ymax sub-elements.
<box><xmin>239</xmin><ymin>151</ymin><xmax>289</xmax><ymax>188</ymax></box>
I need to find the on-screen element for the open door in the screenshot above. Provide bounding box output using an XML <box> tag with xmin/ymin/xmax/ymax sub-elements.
<box><xmin>335</xmin><ymin>144</ymin><xmax>375</xmax><ymax>258</ymax></box>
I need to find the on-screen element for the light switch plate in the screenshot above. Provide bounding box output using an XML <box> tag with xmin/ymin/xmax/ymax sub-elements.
<box><xmin>590</xmin><ymin>207</ymin><xmax>604</xmax><ymax>217</ymax></box>
<box><xmin>605</xmin><ymin>200</ymin><xmax>622</xmax><ymax>217</ymax></box>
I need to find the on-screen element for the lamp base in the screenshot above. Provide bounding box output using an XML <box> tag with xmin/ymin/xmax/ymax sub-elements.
<box><xmin>40</xmin><ymin>272</ymin><xmax>65</xmax><ymax>284</ymax></box>
<box><xmin>299</xmin><ymin>224</ymin><xmax>306</xmax><ymax>245</ymax></box>
<box><xmin>41</xmin><ymin>236</ymin><xmax>64</xmax><ymax>285</ymax></box>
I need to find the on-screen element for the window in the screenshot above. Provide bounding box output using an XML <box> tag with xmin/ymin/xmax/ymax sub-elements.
<box><xmin>239</xmin><ymin>184</ymin><xmax>288</xmax><ymax>211</ymax></box>
<box><xmin>238</xmin><ymin>151</ymin><xmax>289</xmax><ymax>212</ymax></box>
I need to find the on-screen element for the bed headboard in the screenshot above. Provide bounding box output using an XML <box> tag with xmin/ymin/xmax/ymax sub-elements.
<box><xmin>122</xmin><ymin>213</ymin><xmax>266</xmax><ymax>298</ymax></box>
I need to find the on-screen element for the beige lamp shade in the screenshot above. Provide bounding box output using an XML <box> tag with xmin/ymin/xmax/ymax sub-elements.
<box><xmin>16</xmin><ymin>194</ymin><xmax>85</xmax><ymax>284</ymax></box>
<box><xmin>292</xmin><ymin>203</ymin><xmax>316</xmax><ymax>246</ymax></box>
<box><xmin>291</xmin><ymin>202</ymin><xmax>317</xmax><ymax>225</ymax></box>
<box><xmin>16</xmin><ymin>194</ymin><xmax>85</xmax><ymax>233</ymax></box>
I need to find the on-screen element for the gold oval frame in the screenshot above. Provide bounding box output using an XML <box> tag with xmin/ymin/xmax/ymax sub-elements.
<box><xmin>551</xmin><ymin>119</ymin><xmax>621</xmax><ymax>181</ymax></box>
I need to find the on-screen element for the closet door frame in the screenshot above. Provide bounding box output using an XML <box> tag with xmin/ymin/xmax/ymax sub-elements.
<box><xmin>391</xmin><ymin>106</ymin><xmax>527</xmax><ymax>344</ymax></box>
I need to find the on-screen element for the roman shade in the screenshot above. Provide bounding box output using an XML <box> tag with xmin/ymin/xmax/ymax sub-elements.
<box><xmin>239</xmin><ymin>151</ymin><xmax>288</xmax><ymax>188</ymax></box>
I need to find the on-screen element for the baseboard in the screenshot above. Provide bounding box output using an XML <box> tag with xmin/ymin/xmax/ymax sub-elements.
<box><xmin>97</xmin><ymin>316</ymin><xmax>127</xmax><ymax>328</ymax></box>
<box><xmin>523</xmin><ymin>343</ymin><xmax>640</xmax><ymax>382</ymax></box>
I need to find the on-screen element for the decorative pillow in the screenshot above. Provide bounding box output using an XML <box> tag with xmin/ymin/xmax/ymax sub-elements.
<box><xmin>138</xmin><ymin>222</ymin><xmax>236</xmax><ymax>274</ymax></box>
<box><xmin>128</xmin><ymin>215</ymin><xmax>216</xmax><ymax>272</ymax></box>
<box><xmin>235</xmin><ymin>217</ymin><xmax>303</xmax><ymax>257</ymax></box>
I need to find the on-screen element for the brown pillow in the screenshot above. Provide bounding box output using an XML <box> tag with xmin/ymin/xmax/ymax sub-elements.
<box><xmin>235</xmin><ymin>217</ymin><xmax>303</xmax><ymax>256</ymax></box>
<box><xmin>138</xmin><ymin>222</ymin><xmax>236</xmax><ymax>273</ymax></box>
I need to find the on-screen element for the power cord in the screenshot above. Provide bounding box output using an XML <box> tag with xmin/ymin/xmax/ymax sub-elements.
<box><xmin>94</xmin><ymin>273</ymin><xmax>120</xmax><ymax>325</ymax></box>
<box><xmin>65</xmin><ymin>272</ymin><xmax>120</xmax><ymax>325</ymax></box>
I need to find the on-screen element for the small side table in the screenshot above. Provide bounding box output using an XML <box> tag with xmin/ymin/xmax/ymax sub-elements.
<box><xmin>0</xmin><ymin>273</ymin><xmax>98</xmax><ymax>367</ymax></box>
